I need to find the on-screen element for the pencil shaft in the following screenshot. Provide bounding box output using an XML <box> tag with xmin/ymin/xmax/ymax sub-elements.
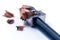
<box><xmin>33</xmin><ymin>17</ymin><xmax>60</xmax><ymax>40</ymax></box>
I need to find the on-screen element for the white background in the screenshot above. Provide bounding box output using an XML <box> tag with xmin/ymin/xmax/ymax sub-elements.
<box><xmin>0</xmin><ymin>0</ymin><xmax>60</xmax><ymax>40</ymax></box>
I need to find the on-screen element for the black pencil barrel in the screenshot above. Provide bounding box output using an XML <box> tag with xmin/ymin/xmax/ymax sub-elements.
<box><xmin>33</xmin><ymin>17</ymin><xmax>60</xmax><ymax>40</ymax></box>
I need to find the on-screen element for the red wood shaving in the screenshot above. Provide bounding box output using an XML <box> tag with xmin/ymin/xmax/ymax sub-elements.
<box><xmin>7</xmin><ymin>19</ymin><xmax>14</xmax><ymax>24</ymax></box>
<box><xmin>16</xmin><ymin>26</ymin><xmax>24</xmax><ymax>31</ymax></box>
<box><xmin>3</xmin><ymin>10</ymin><xmax>14</xmax><ymax>18</ymax></box>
